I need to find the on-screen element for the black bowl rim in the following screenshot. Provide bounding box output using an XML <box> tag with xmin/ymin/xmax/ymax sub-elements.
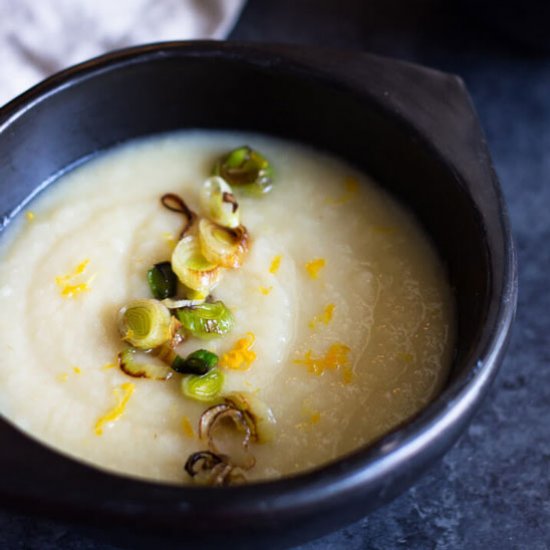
<box><xmin>0</xmin><ymin>41</ymin><xmax>518</xmax><ymax>523</ymax></box>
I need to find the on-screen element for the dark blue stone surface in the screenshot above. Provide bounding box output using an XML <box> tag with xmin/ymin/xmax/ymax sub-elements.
<box><xmin>1</xmin><ymin>1</ymin><xmax>549</xmax><ymax>548</ymax></box>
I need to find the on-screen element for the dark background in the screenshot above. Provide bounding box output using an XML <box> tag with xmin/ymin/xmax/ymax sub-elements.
<box><xmin>1</xmin><ymin>1</ymin><xmax>549</xmax><ymax>548</ymax></box>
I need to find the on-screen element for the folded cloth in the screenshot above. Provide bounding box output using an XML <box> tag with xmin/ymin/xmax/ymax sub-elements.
<box><xmin>0</xmin><ymin>0</ymin><xmax>245</xmax><ymax>106</ymax></box>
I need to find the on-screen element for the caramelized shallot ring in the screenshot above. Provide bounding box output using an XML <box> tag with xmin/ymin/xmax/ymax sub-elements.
<box><xmin>184</xmin><ymin>450</ymin><xmax>248</xmax><ymax>486</ymax></box>
<box><xmin>198</xmin><ymin>403</ymin><xmax>256</xmax><ymax>469</ymax></box>
<box><xmin>161</xmin><ymin>193</ymin><xmax>197</xmax><ymax>238</ymax></box>
<box><xmin>184</xmin><ymin>450</ymin><xmax>224</xmax><ymax>477</ymax></box>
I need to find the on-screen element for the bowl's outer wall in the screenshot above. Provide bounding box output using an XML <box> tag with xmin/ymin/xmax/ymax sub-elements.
<box><xmin>0</xmin><ymin>43</ymin><xmax>516</xmax><ymax>547</ymax></box>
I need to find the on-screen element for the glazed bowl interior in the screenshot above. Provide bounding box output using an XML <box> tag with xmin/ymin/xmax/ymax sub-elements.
<box><xmin>0</xmin><ymin>43</ymin><xmax>515</xmax><ymax>545</ymax></box>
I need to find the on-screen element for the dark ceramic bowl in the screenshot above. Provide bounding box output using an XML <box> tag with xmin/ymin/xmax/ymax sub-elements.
<box><xmin>0</xmin><ymin>42</ymin><xmax>517</xmax><ymax>548</ymax></box>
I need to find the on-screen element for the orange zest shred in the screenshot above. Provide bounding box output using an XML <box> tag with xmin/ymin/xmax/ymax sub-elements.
<box><xmin>72</xmin><ymin>366</ymin><xmax>82</xmax><ymax>374</ymax></box>
<box><xmin>309</xmin><ymin>303</ymin><xmax>335</xmax><ymax>329</ymax></box>
<box><xmin>25</xmin><ymin>211</ymin><xmax>35</xmax><ymax>221</ymax></box>
<box><xmin>259</xmin><ymin>285</ymin><xmax>273</xmax><ymax>295</ymax></box>
<box><xmin>305</xmin><ymin>258</ymin><xmax>325</xmax><ymax>279</ymax></box>
<box><xmin>220</xmin><ymin>332</ymin><xmax>257</xmax><ymax>371</ymax></box>
<box><xmin>327</xmin><ymin>176</ymin><xmax>360</xmax><ymax>205</ymax></box>
<box><xmin>296</xmin><ymin>405</ymin><xmax>322</xmax><ymax>430</ymax></box>
<box><xmin>94</xmin><ymin>383</ymin><xmax>135</xmax><ymax>436</ymax></box>
<box><xmin>269</xmin><ymin>254</ymin><xmax>282</xmax><ymax>274</ymax></box>
<box><xmin>55</xmin><ymin>259</ymin><xmax>95</xmax><ymax>298</ymax></box>
<box><xmin>310</xmin><ymin>411</ymin><xmax>321</xmax><ymax>425</ymax></box>
<box><xmin>181</xmin><ymin>416</ymin><xmax>195</xmax><ymax>438</ymax></box>
<box><xmin>294</xmin><ymin>343</ymin><xmax>352</xmax><ymax>383</ymax></box>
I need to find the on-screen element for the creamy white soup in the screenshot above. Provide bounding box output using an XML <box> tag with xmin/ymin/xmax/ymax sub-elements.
<box><xmin>0</xmin><ymin>132</ymin><xmax>454</xmax><ymax>483</ymax></box>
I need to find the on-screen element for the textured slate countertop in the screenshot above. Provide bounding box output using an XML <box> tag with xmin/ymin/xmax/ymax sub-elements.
<box><xmin>1</xmin><ymin>1</ymin><xmax>549</xmax><ymax>548</ymax></box>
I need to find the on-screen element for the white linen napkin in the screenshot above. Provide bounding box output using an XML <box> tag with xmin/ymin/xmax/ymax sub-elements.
<box><xmin>0</xmin><ymin>0</ymin><xmax>245</xmax><ymax>106</ymax></box>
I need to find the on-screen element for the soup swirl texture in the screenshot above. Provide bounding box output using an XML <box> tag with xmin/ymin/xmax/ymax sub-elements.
<box><xmin>0</xmin><ymin>132</ymin><xmax>454</xmax><ymax>482</ymax></box>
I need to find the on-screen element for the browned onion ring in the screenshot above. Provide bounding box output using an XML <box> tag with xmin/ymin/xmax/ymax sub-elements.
<box><xmin>161</xmin><ymin>193</ymin><xmax>197</xmax><ymax>238</ymax></box>
<box><xmin>198</xmin><ymin>403</ymin><xmax>256</xmax><ymax>470</ymax></box>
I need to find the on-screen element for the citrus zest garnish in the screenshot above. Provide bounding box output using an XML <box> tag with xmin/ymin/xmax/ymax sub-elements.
<box><xmin>269</xmin><ymin>254</ymin><xmax>282</xmax><ymax>274</ymax></box>
<box><xmin>296</xmin><ymin>407</ymin><xmax>322</xmax><ymax>430</ymax></box>
<box><xmin>310</xmin><ymin>411</ymin><xmax>321</xmax><ymax>425</ymax></box>
<box><xmin>94</xmin><ymin>383</ymin><xmax>135</xmax><ymax>436</ymax></box>
<box><xmin>220</xmin><ymin>332</ymin><xmax>257</xmax><ymax>371</ymax></box>
<box><xmin>294</xmin><ymin>343</ymin><xmax>351</xmax><ymax>383</ymax></box>
<box><xmin>25</xmin><ymin>211</ymin><xmax>35</xmax><ymax>221</ymax></box>
<box><xmin>326</xmin><ymin>176</ymin><xmax>360</xmax><ymax>205</ymax></box>
<box><xmin>305</xmin><ymin>258</ymin><xmax>325</xmax><ymax>280</ymax></box>
<box><xmin>181</xmin><ymin>416</ymin><xmax>195</xmax><ymax>438</ymax></box>
<box><xmin>72</xmin><ymin>366</ymin><xmax>81</xmax><ymax>374</ymax></box>
<box><xmin>309</xmin><ymin>303</ymin><xmax>335</xmax><ymax>329</ymax></box>
<box><xmin>55</xmin><ymin>259</ymin><xmax>95</xmax><ymax>298</ymax></box>
<box><xmin>259</xmin><ymin>285</ymin><xmax>273</xmax><ymax>295</ymax></box>
<box><xmin>60</xmin><ymin>282</ymin><xmax>87</xmax><ymax>297</ymax></box>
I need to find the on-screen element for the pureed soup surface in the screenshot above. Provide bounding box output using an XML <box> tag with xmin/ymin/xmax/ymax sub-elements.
<box><xmin>0</xmin><ymin>132</ymin><xmax>454</xmax><ymax>483</ymax></box>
